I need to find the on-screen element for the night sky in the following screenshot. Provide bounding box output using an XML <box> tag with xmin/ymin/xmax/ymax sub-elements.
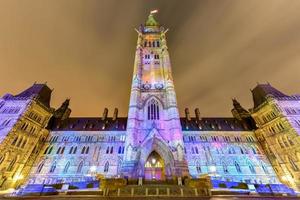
<box><xmin>1</xmin><ymin>0</ymin><xmax>300</xmax><ymax>117</ymax></box>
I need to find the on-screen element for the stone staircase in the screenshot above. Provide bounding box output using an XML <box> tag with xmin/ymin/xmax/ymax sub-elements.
<box><xmin>102</xmin><ymin>184</ymin><xmax>210</xmax><ymax>197</ymax></box>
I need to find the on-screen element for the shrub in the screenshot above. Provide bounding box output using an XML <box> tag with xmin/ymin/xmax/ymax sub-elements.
<box><xmin>69</xmin><ymin>185</ymin><xmax>79</xmax><ymax>190</ymax></box>
<box><xmin>51</xmin><ymin>183</ymin><xmax>63</xmax><ymax>190</ymax></box>
<box><xmin>87</xmin><ymin>183</ymin><xmax>94</xmax><ymax>188</ymax></box>
<box><xmin>219</xmin><ymin>183</ymin><xmax>227</xmax><ymax>188</ymax></box>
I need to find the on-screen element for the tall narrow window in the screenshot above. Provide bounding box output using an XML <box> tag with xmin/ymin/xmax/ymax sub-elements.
<box><xmin>61</xmin><ymin>147</ymin><xmax>65</xmax><ymax>154</ymax></box>
<box><xmin>148</xmin><ymin>99</ymin><xmax>160</xmax><ymax>120</ymax></box>
<box><xmin>81</xmin><ymin>147</ymin><xmax>86</xmax><ymax>154</ymax></box>
<box><xmin>63</xmin><ymin>162</ymin><xmax>70</xmax><ymax>173</ymax></box>
<box><xmin>156</xmin><ymin>41</ymin><xmax>160</xmax><ymax>47</ymax></box>
<box><xmin>104</xmin><ymin>161</ymin><xmax>109</xmax><ymax>172</ymax></box>
<box><xmin>110</xmin><ymin>146</ymin><xmax>113</xmax><ymax>154</ymax></box>
<box><xmin>0</xmin><ymin>154</ymin><xmax>5</xmax><ymax>165</ymax></box>
<box><xmin>77</xmin><ymin>161</ymin><xmax>83</xmax><ymax>173</ymax></box>
<box><xmin>49</xmin><ymin>161</ymin><xmax>56</xmax><ymax>173</ymax></box>
<box><xmin>235</xmin><ymin>161</ymin><xmax>242</xmax><ymax>173</ymax></box>
<box><xmin>223</xmin><ymin>162</ymin><xmax>228</xmax><ymax>173</ymax></box>
<box><xmin>86</xmin><ymin>146</ymin><xmax>89</xmax><ymax>154</ymax></box>
<box><xmin>36</xmin><ymin>162</ymin><xmax>44</xmax><ymax>173</ymax></box>
<box><xmin>249</xmin><ymin>163</ymin><xmax>256</xmax><ymax>174</ymax></box>
<box><xmin>196</xmin><ymin>162</ymin><xmax>201</xmax><ymax>173</ymax></box>
<box><xmin>7</xmin><ymin>157</ymin><xmax>17</xmax><ymax>171</ymax></box>
<box><xmin>73</xmin><ymin>147</ymin><xmax>77</xmax><ymax>154</ymax></box>
<box><xmin>69</xmin><ymin>147</ymin><xmax>73</xmax><ymax>154</ymax></box>
<box><xmin>289</xmin><ymin>157</ymin><xmax>299</xmax><ymax>171</ymax></box>
<box><xmin>262</xmin><ymin>163</ymin><xmax>269</xmax><ymax>174</ymax></box>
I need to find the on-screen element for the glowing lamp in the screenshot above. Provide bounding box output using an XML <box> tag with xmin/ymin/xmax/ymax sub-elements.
<box><xmin>90</xmin><ymin>166</ymin><xmax>97</xmax><ymax>172</ymax></box>
<box><xmin>152</xmin><ymin>158</ymin><xmax>156</xmax><ymax>164</ymax></box>
<box><xmin>13</xmin><ymin>174</ymin><xmax>24</xmax><ymax>181</ymax></box>
<box><xmin>210</xmin><ymin>166</ymin><xmax>216</xmax><ymax>172</ymax></box>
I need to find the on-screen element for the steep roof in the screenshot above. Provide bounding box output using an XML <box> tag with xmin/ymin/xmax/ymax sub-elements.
<box><xmin>3</xmin><ymin>83</ymin><xmax>52</xmax><ymax>107</ymax></box>
<box><xmin>49</xmin><ymin>117</ymin><xmax>249</xmax><ymax>132</ymax></box>
<box><xmin>251</xmin><ymin>83</ymin><xmax>289</xmax><ymax>109</ymax></box>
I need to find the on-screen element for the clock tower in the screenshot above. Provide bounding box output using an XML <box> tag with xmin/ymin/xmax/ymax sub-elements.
<box><xmin>121</xmin><ymin>12</ymin><xmax>189</xmax><ymax>179</ymax></box>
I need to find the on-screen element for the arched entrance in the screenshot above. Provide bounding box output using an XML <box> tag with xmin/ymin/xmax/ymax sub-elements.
<box><xmin>144</xmin><ymin>151</ymin><xmax>165</xmax><ymax>180</ymax></box>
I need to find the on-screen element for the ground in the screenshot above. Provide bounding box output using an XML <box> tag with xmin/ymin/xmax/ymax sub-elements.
<box><xmin>1</xmin><ymin>196</ymin><xmax>300</xmax><ymax>200</ymax></box>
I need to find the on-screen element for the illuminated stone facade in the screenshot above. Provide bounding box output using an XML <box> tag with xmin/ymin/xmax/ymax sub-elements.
<box><xmin>0</xmin><ymin>84</ymin><xmax>53</xmax><ymax>189</ymax></box>
<box><xmin>0</xmin><ymin>13</ymin><xmax>298</xmax><ymax>191</ymax></box>
<box><xmin>251</xmin><ymin>84</ymin><xmax>300</xmax><ymax>190</ymax></box>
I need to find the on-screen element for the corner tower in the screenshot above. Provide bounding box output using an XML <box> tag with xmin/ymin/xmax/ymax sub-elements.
<box><xmin>122</xmin><ymin>12</ymin><xmax>189</xmax><ymax>179</ymax></box>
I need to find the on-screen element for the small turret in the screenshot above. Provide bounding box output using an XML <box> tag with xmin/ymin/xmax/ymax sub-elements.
<box><xmin>195</xmin><ymin>108</ymin><xmax>201</xmax><ymax>122</ymax></box>
<box><xmin>102</xmin><ymin>108</ymin><xmax>108</xmax><ymax>121</ymax></box>
<box><xmin>113</xmin><ymin>108</ymin><xmax>118</xmax><ymax>121</ymax></box>
<box><xmin>53</xmin><ymin>99</ymin><xmax>71</xmax><ymax>120</ymax></box>
<box><xmin>231</xmin><ymin>98</ymin><xmax>256</xmax><ymax>130</ymax></box>
<box><xmin>185</xmin><ymin>108</ymin><xmax>191</xmax><ymax>121</ymax></box>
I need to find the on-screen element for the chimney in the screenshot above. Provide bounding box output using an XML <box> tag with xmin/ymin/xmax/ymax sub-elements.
<box><xmin>113</xmin><ymin>108</ymin><xmax>118</xmax><ymax>121</ymax></box>
<box><xmin>195</xmin><ymin>108</ymin><xmax>201</xmax><ymax>121</ymax></box>
<box><xmin>102</xmin><ymin>108</ymin><xmax>108</xmax><ymax>121</ymax></box>
<box><xmin>185</xmin><ymin>108</ymin><xmax>191</xmax><ymax>121</ymax></box>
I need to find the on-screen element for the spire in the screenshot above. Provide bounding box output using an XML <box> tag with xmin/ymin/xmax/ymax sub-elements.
<box><xmin>145</xmin><ymin>10</ymin><xmax>159</xmax><ymax>27</ymax></box>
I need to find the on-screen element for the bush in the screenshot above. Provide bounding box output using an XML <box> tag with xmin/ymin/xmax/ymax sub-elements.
<box><xmin>68</xmin><ymin>185</ymin><xmax>79</xmax><ymax>190</ymax></box>
<box><xmin>231</xmin><ymin>183</ymin><xmax>248</xmax><ymax>190</ymax></box>
<box><xmin>87</xmin><ymin>183</ymin><xmax>94</xmax><ymax>188</ymax></box>
<box><xmin>219</xmin><ymin>183</ymin><xmax>227</xmax><ymax>188</ymax></box>
<box><xmin>51</xmin><ymin>183</ymin><xmax>63</xmax><ymax>189</ymax></box>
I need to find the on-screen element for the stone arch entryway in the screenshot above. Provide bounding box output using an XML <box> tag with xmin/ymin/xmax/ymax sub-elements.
<box><xmin>144</xmin><ymin>151</ymin><xmax>165</xmax><ymax>180</ymax></box>
<box><xmin>137</xmin><ymin>136</ymin><xmax>175</xmax><ymax>179</ymax></box>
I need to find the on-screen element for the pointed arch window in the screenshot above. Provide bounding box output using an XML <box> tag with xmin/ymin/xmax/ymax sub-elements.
<box><xmin>36</xmin><ymin>162</ymin><xmax>44</xmax><ymax>173</ymax></box>
<box><xmin>69</xmin><ymin>147</ymin><xmax>73</xmax><ymax>154</ymax></box>
<box><xmin>61</xmin><ymin>147</ymin><xmax>65</xmax><ymax>154</ymax></box>
<box><xmin>63</xmin><ymin>162</ymin><xmax>70</xmax><ymax>173</ymax></box>
<box><xmin>262</xmin><ymin>163</ymin><xmax>269</xmax><ymax>174</ymax></box>
<box><xmin>196</xmin><ymin>163</ymin><xmax>201</xmax><ymax>173</ymax></box>
<box><xmin>0</xmin><ymin>154</ymin><xmax>5</xmax><ymax>165</ymax></box>
<box><xmin>104</xmin><ymin>161</ymin><xmax>109</xmax><ymax>172</ymax></box>
<box><xmin>289</xmin><ymin>157</ymin><xmax>299</xmax><ymax>171</ymax></box>
<box><xmin>57</xmin><ymin>147</ymin><xmax>61</xmax><ymax>154</ymax></box>
<box><xmin>223</xmin><ymin>162</ymin><xmax>228</xmax><ymax>173</ymax></box>
<box><xmin>106</xmin><ymin>147</ymin><xmax>110</xmax><ymax>154</ymax></box>
<box><xmin>86</xmin><ymin>146</ymin><xmax>89</xmax><ymax>154</ymax></box>
<box><xmin>110</xmin><ymin>146</ymin><xmax>113</xmax><ymax>154</ymax></box>
<box><xmin>77</xmin><ymin>161</ymin><xmax>83</xmax><ymax>173</ymax></box>
<box><xmin>248</xmin><ymin>163</ymin><xmax>256</xmax><ymax>174</ymax></box>
<box><xmin>148</xmin><ymin>99</ymin><xmax>160</xmax><ymax>120</ymax></box>
<box><xmin>235</xmin><ymin>161</ymin><xmax>242</xmax><ymax>173</ymax></box>
<box><xmin>11</xmin><ymin>136</ymin><xmax>18</xmax><ymax>146</ymax></box>
<box><xmin>7</xmin><ymin>157</ymin><xmax>17</xmax><ymax>171</ymax></box>
<box><xmin>49</xmin><ymin>161</ymin><xmax>56</xmax><ymax>173</ymax></box>
<box><xmin>118</xmin><ymin>146</ymin><xmax>122</xmax><ymax>154</ymax></box>
<box><xmin>81</xmin><ymin>146</ymin><xmax>86</xmax><ymax>154</ymax></box>
<box><xmin>48</xmin><ymin>146</ymin><xmax>53</xmax><ymax>154</ymax></box>
<box><xmin>73</xmin><ymin>146</ymin><xmax>77</xmax><ymax>154</ymax></box>
<box><xmin>195</xmin><ymin>146</ymin><xmax>199</xmax><ymax>154</ymax></box>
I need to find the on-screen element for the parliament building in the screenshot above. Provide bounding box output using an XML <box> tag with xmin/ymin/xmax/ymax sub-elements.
<box><xmin>0</xmin><ymin>13</ymin><xmax>299</xmax><ymax>192</ymax></box>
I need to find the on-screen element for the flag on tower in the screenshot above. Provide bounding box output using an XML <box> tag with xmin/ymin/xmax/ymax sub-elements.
<box><xmin>150</xmin><ymin>9</ymin><xmax>158</xmax><ymax>14</ymax></box>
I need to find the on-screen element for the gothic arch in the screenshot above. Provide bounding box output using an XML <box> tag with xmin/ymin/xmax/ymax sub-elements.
<box><xmin>137</xmin><ymin>137</ymin><xmax>175</xmax><ymax>178</ymax></box>
<box><xmin>142</xmin><ymin>95</ymin><xmax>165</xmax><ymax>109</ymax></box>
